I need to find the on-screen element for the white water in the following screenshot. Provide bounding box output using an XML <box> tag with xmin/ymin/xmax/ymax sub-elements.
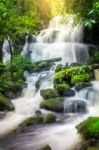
<box><xmin>0</xmin><ymin>15</ymin><xmax>99</xmax><ymax>150</ymax></box>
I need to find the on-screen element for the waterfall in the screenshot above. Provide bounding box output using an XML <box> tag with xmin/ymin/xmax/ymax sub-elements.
<box><xmin>0</xmin><ymin>15</ymin><xmax>99</xmax><ymax>150</ymax></box>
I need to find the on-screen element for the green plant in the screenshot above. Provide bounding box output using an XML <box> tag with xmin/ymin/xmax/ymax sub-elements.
<box><xmin>71</xmin><ymin>74</ymin><xmax>90</xmax><ymax>84</ymax></box>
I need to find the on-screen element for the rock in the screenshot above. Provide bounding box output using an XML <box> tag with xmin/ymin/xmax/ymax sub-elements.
<box><xmin>70</xmin><ymin>62</ymin><xmax>81</xmax><ymax>67</ymax></box>
<box><xmin>19</xmin><ymin>116</ymin><xmax>44</xmax><ymax>128</ymax></box>
<box><xmin>55</xmin><ymin>64</ymin><xmax>63</xmax><ymax>72</ymax></box>
<box><xmin>78</xmin><ymin>139</ymin><xmax>99</xmax><ymax>150</ymax></box>
<box><xmin>55</xmin><ymin>84</ymin><xmax>75</xmax><ymax>97</ymax></box>
<box><xmin>75</xmin><ymin>82</ymin><xmax>92</xmax><ymax>91</ymax></box>
<box><xmin>45</xmin><ymin>113</ymin><xmax>56</xmax><ymax>123</ymax></box>
<box><xmin>0</xmin><ymin>111</ymin><xmax>7</xmax><ymax>119</ymax></box>
<box><xmin>0</xmin><ymin>93</ymin><xmax>14</xmax><ymax>111</ymax></box>
<box><xmin>35</xmin><ymin>110</ymin><xmax>42</xmax><ymax>116</ymax></box>
<box><xmin>40</xmin><ymin>97</ymin><xmax>64</xmax><ymax>112</ymax></box>
<box><xmin>76</xmin><ymin>117</ymin><xmax>99</xmax><ymax>140</ymax></box>
<box><xmin>40</xmin><ymin>89</ymin><xmax>59</xmax><ymax>100</ymax></box>
<box><xmin>37</xmin><ymin>145</ymin><xmax>52</xmax><ymax>150</ymax></box>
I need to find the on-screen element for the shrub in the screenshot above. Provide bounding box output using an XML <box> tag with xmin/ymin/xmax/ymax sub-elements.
<box><xmin>71</xmin><ymin>74</ymin><xmax>90</xmax><ymax>84</ymax></box>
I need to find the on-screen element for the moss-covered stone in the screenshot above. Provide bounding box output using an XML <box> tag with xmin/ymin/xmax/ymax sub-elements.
<box><xmin>55</xmin><ymin>64</ymin><xmax>63</xmax><ymax>72</ymax></box>
<box><xmin>0</xmin><ymin>93</ymin><xmax>14</xmax><ymax>111</ymax></box>
<box><xmin>45</xmin><ymin>113</ymin><xmax>56</xmax><ymax>123</ymax></box>
<box><xmin>76</xmin><ymin>117</ymin><xmax>99</xmax><ymax>140</ymax></box>
<box><xmin>40</xmin><ymin>89</ymin><xmax>59</xmax><ymax>100</ymax></box>
<box><xmin>40</xmin><ymin>97</ymin><xmax>64</xmax><ymax>112</ymax></box>
<box><xmin>55</xmin><ymin>83</ymin><xmax>75</xmax><ymax>97</ymax></box>
<box><xmin>19</xmin><ymin>116</ymin><xmax>44</xmax><ymax>127</ymax></box>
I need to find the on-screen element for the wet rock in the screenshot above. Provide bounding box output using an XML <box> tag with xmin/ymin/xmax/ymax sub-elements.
<box><xmin>45</xmin><ymin>113</ymin><xmax>56</xmax><ymax>123</ymax></box>
<box><xmin>0</xmin><ymin>111</ymin><xmax>7</xmax><ymax>119</ymax></box>
<box><xmin>35</xmin><ymin>110</ymin><xmax>42</xmax><ymax>116</ymax></box>
<box><xmin>40</xmin><ymin>97</ymin><xmax>64</xmax><ymax>112</ymax></box>
<box><xmin>75</xmin><ymin>82</ymin><xmax>92</xmax><ymax>91</ymax></box>
<box><xmin>40</xmin><ymin>89</ymin><xmax>59</xmax><ymax>100</ymax></box>
<box><xmin>19</xmin><ymin>116</ymin><xmax>44</xmax><ymax>128</ymax></box>
<box><xmin>76</xmin><ymin>117</ymin><xmax>99</xmax><ymax>140</ymax></box>
<box><xmin>37</xmin><ymin>145</ymin><xmax>52</xmax><ymax>150</ymax></box>
<box><xmin>0</xmin><ymin>93</ymin><xmax>14</xmax><ymax>111</ymax></box>
<box><xmin>78</xmin><ymin>139</ymin><xmax>99</xmax><ymax>150</ymax></box>
<box><xmin>55</xmin><ymin>84</ymin><xmax>75</xmax><ymax>97</ymax></box>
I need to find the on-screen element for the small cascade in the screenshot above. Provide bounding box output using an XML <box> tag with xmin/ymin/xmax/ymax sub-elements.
<box><xmin>2</xmin><ymin>39</ymin><xmax>11</xmax><ymax>63</ymax></box>
<box><xmin>64</xmin><ymin>98</ymin><xmax>88</xmax><ymax>113</ymax></box>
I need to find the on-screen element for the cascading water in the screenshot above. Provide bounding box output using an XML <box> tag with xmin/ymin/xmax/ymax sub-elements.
<box><xmin>0</xmin><ymin>15</ymin><xmax>99</xmax><ymax>150</ymax></box>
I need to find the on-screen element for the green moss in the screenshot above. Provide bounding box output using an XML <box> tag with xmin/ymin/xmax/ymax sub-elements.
<box><xmin>87</xmin><ymin>147</ymin><xmax>98</xmax><ymax>150</ymax></box>
<box><xmin>40</xmin><ymin>97</ymin><xmax>64</xmax><ymax>112</ymax></box>
<box><xmin>20</xmin><ymin>116</ymin><xmax>44</xmax><ymax>127</ymax></box>
<box><xmin>40</xmin><ymin>89</ymin><xmax>59</xmax><ymax>100</ymax></box>
<box><xmin>76</xmin><ymin>117</ymin><xmax>99</xmax><ymax>139</ymax></box>
<box><xmin>0</xmin><ymin>93</ymin><xmax>14</xmax><ymax>111</ymax></box>
<box><xmin>45</xmin><ymin>113</ymin><xmax>56</xmax><ymax>123</ymax></box>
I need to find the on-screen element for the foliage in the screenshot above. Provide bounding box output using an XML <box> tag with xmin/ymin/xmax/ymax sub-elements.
<box><xmin>9</xmin><ymin>55</ymin><xmax>32</xmax><ymax>80</ymax></box>
<box><xmin>89</xmin><ymin>51</ymin><xmax>99</xmax><ymax>64</ymax></box>
<box><xmin>54</xmin><ymin>65</ymin><xmax>92</xmax><ymax>86</ymax></box>
<box><xmin>71</xmin><ymin>74</ymin><xmax>90</xmax><ymax>84</ymax></box>
<box><xmin>76</xmin><ymin>117</ymin><xmax>99</xmax><ymax>139</ymax></box>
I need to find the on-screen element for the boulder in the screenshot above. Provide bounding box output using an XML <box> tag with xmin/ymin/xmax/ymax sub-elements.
<box><xmin>37</xmin><ymin>145</ymin><xmax>52</xmax><ymax>150</ymax></box>
<box><xmin>40</xmin><ymin>97</ymin><xmax>64</xmax><ymax>112</ymax></box>
<box><xmin>45</xmin><ymin>113</ymin><xmax>56</xmax><ymax>123</ymax></box>
<box><xmin>40</xmin><ymin>89</ymin><xmax>59</xmax><ymax>100</ymax></box>
<box><xmin>0</xmin><ymin>93</ymin><xmax>14</xmax><ymax>111</ymax></box>
<box><xmin>75</xmin><ymin>82</ymin><xmax>92</xmax><ymax>91</ymax></box>
<box><xmin>19</xmin><ymin>116</ymin><xmax>44</xmax><ymax>127</ymax></box>
<box><xmin>55</xmin><ymin>84</ymin><xmax>75</xmax><ymax>97</ymax></box>
<box><xmin>76</xmin><ymin>117</ymin><xmax>99</xmax><ymax>140</ymax></box>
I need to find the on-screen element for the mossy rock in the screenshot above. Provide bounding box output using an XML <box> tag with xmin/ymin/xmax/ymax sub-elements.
<box><xmin>40</xmin><ymin>89</ymin><xmax>59</xmax><ymax>100</ymax></box>
<box><xmin>55</xmin><ymin>84</ymin><xmax>75</xmax><ymax>97</ymax></box>
<box><xmin>75</xmin><ymin>82</ymin><xmax>92</xmax><ymax>91</ymax></box>
<box><xmin>37</xmin><ymin>145</ymin><xmax>52</xmax><ymax>150</ymax></box>
<box><xmin>70</xmin><ymin>62</ymin><xmax>81</xmax><ymax>67</ymax></box>
<box><xmin>40</xmin><ymin>97</ymin><xmax>64</xmax><ymax>112</ymax></box>
<box><xmin>45</xmin><ymin>113</ymin><xmax>56</xmax><ymax>123</ymax></box>
<box><xmin>19</xmin><ymin>116</ymin><xmax>44</xmax><ymax>127</ymax></box>
<box><xmin>0</xmin><ymin>93</ymin><xmax>14</xmax><ymax>111</ymax></box>
<box><xmin>55</xmin><ymin>64</ymin><xmax>63</xmax><ymax>72</ymax></box>
<box><xmin>76</xmin><ymin>117</ymin><xmax>99</xmax><ymax>139</ymax></box>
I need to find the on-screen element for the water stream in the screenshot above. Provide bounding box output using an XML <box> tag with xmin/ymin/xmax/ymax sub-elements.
<box><xmin>0</xmin><ymin>15</ymin><xmax>99</xmax><ymax>150</ymax></box>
